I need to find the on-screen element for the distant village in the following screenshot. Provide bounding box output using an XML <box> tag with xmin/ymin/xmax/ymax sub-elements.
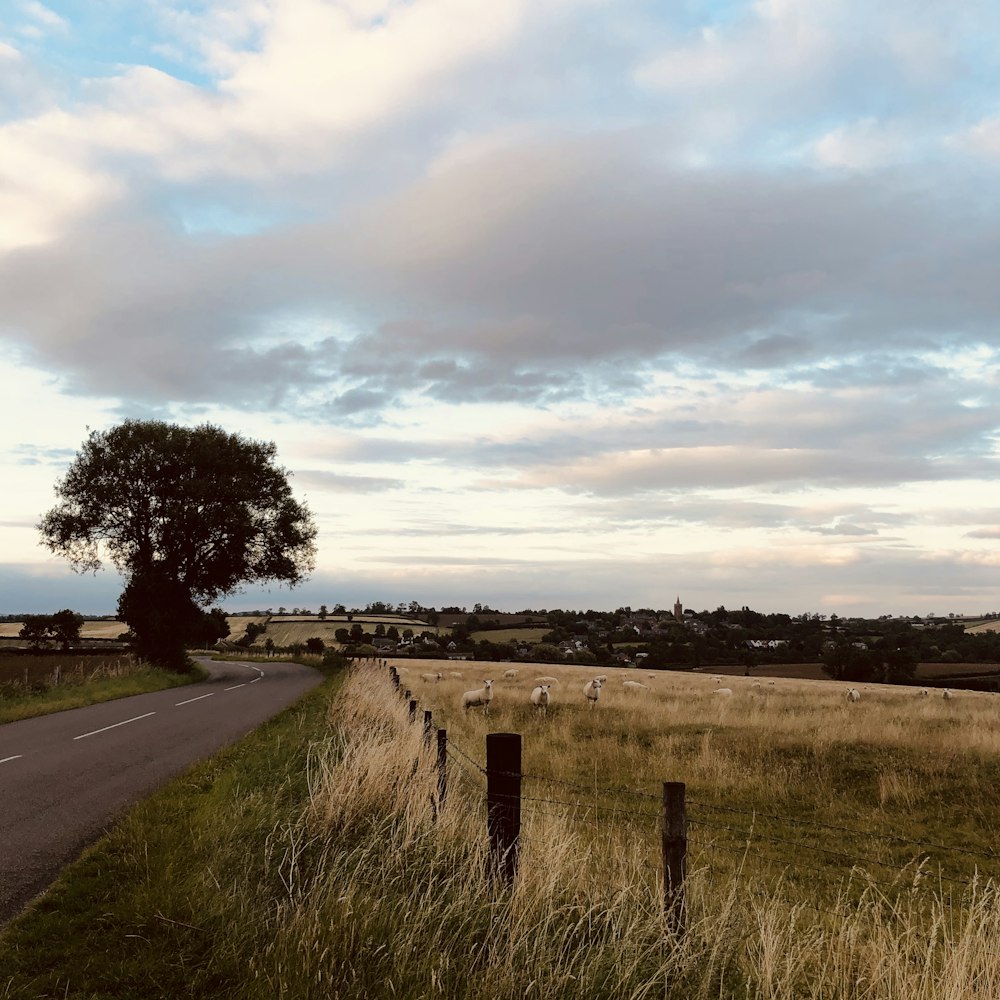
<box><xmin>6</xmin><ymin>598</ymin><xmax>1000</xmax><ymax>687</ymax></box>
<box><xmin>208</xmin><ymin>598</ymin><xmax>1000</xmax><ymax>687</ymax></box>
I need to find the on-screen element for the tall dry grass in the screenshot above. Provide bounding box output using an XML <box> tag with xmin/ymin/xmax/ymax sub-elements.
<box><xmin>237</xmin><ymin>662</ymin><xmax>1000</xmax><ymax>999</ymax></box>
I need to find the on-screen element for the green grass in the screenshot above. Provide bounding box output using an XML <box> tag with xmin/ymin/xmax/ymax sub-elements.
<box><xmin>0</xmin><ymin>654</ymin><xmax>204</xmax><ymax>725</ymax></box>
<box><xmin>468</xmin><ymin>627</ymin><xmax>550</xmax><ymax>643</ymax></box>
<box><xmin>0</xmin><ymin>665</ymin><xmax>345</xmax><ymax>998</ymax></box>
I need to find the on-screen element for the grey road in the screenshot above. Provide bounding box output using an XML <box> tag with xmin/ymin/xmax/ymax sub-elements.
<box><xmin>0</xmin><ymin>656</ymin><xmax>323</xmax><ymax>924</ymax></box>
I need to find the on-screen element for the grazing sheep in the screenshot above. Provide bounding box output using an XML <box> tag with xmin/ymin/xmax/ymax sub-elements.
<box><xmin>594</xmin><ymin>674</ymin><xmax>609</xmax><ymax>684</ymax></box>
<box><xmin>535</xmin><ymin>675</ymin><xmax>559</xmax><ymax>685</ymax></box>
<box><xmin>462</xmin><ymin>679</ymin><xmax>494</xmax><ymax>714</ymax></box>
<box><xmin>943</xmin><ymin>688</ymin><xmax>954</xmax><ymax>700</ymax></box>
<box><xmin>623</xmin><ymin>680</ymin><xmax>650</xmax><ymax>692</ymax></box>
<box><xmin>713</xmin><ymin>687</ymin><xmax>733</xmax><ymax>697</ymax></box>
<box><xmin>647</xmin><ymin>673</ymin><xmax>657</xmax><ymax>679</ymax></box>
<box><xmin>846</xmin><ymin>688</ymin><xmax>861</xmax><ymax>702</ymax></box>
<box><xmin>713</xmin><ymin>676</ymin><xmax>723</xmax><ymax>683</ymax></box>
<box><xmin>449</xmin><ymin>671</ymin><xmax>464</xmax><ymax>679</ymax></box>
<box><xmin>421</xmin><ymin>671</ymin><xmax>443</xmax><ymax>683</ymax></box>
<box><xmin>530</xmin><ymin>684</ymin><xmax>552</xmax><ymax>717</ymax></box>
<box><xmin>583</xmin><ymin>677</ymin><xmax>603</xmax><ymax>708</ymax></box>
<box><xmin>503</xmin><ymin>668</ymin><xmax>519</xmax><ymax>680</ymax></box>
<box><xmin>917</xmin><ymin>688</ymin><xmax>929</xmax><ymax>697</ymax></box>
<box><xmin>751</xmin><ymin>681</ymin><xmax>762</xmax><ymax>689</ymax></box>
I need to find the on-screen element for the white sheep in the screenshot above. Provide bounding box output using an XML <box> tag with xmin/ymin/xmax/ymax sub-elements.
<box><xmin>623</xmin><ymin>680</ymin><xmax>650</xmax><ymax>692</ymax></box>
<box><xmin>421</xmin><ymin>671</ymin><xmax>443</xmax><ymax>683</ymax></box>
<box><xmin>943</xmin><ymin>688</ymin><xmax>954</xmax><ymax>700</ymax></box>
<box><xmin>713</xmin><ymin>688</ymin><xmax>733</xmax><ymax>697</ymax></box>
<box><xmin>647</xmin><ymin>673</ymin><xmax>657</xmax><ymax>679</ymax></box>
<box><xmin>594</xmin><ymin>674</ymin><xmax>608</xmax><ymax>684</ymax></box>
<box><xmin>917</xmin><ymin>688</ymin><xmax>929</xmax><ymax>697</ymax></box>
<box><xmin>530</xmin><ymin>684</ymin><xmax>552</xmax><ymax>717</ymax></box>
<box><xmin>583</xmin><ymin>677</ymin><xmax>603</xmax><ymax>709</ymax></box>
<box><xmin>846</xmin><ymin>688</ymin><xmax>861</xmax><ymax>702</ymax></box>
<box><xmin>503</xmin><ymin>668</ymin><xmax>519</xmax><ymax>680</ymax></box>
<box><xmin>535</xmin><ymin>675</ymin><xmax>559</xmax><ymax>685</ymax></box>
<box><xmin>449</xmin><ymin>671</ymin><xmax>464</xmax><ymax>679</ymax></box>
<box><xmin>462</xmin><ymin>679</ymin><xmax>494</xmax><ymax>714</ymax></box>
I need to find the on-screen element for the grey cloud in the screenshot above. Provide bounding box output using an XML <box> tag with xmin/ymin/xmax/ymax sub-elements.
<box><xmin>808</xmin><ymin>523</ymin><xmax>881</xmax><ymax>537</ymax></box>
<box><xmin>9</xmin><ymin>134</ymin><xmax>1000</xmax><ymax>419</ymax></box>
<box><xmin>294</xmin><ymin>470</ymin><xmax>404</xmax><ymax>494</ymax></box>
<box><xmin>11</xmin><ymin>444</ymin><xmax>77</xmax><ymax>466</ymax></box>
<box><xmin>966</xmin><ymin>528</ymin><xmax>1000</xmax><ymax>539</ymax></box>
<box><xmin>497</xmin><ymin>448</ymin><xmax>996</xmax><ymax>496</ymax></box>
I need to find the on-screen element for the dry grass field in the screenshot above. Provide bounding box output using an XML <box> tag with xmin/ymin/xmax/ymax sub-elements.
<box><xmin>0</xmin><ymin>620</ymin><xmax>127</xmax><ymax>639</ymax></box>
<box><xmin>269</xmin><ymin>658</ymin><xmax>1000</xmax><ymax>998</ymax></box>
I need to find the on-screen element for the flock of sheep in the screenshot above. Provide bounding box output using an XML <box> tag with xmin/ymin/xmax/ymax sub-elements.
<box><xmin>400</xmin><ymin>663</ymin><xmax>964</xmax><ymax>716</ymax></box>
<box><xmin>406</xmin><ymin>667</ymin><xmax>675</xmax><ymax>716</ymax></box>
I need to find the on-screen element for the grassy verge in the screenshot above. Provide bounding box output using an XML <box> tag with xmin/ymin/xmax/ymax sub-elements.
<box><xmin>0</xmin><ymin>654</ymin><xmax>205</xmax><ymax>725</ymax></box>
<box><xmin>6</xmin><ymin>659</ymin><xmax>1000</xmax><ymax>998</ymax></box>
<box><xmin>0</xmin><ymin>663</ymin><xmax>345</xmax><ymax>999</ymax></box>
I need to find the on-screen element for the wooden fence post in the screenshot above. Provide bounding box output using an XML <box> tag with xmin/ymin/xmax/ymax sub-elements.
<box><xmin>390</xmin><ymin>666</ymin><xmax>399</xmax><ymax>691</ymax></box>
<box><xmin>409</xmin><ymin>698</ymin><xmax>418</xmax><ymax>723</ymax></box>
<box><xmin>403</xmin><ymin>687</ymin><xmax>411</xmax><ymax>702</ymax></box>
<box><xmin>436</xmin><ymin>729</ymin><xmax>448</xmax><ymax>814</ymax></box>
<box><xmin>662</xmin><ymin>781</ymin><xmax>687</xmax><ymax>935</ymax></box>
<box><xmin>486</xmin><ymin>733</ymin><xmax>522</xmax><ymax>886</ymax></box>
<box><xmin>423</xmin><ymin>709</ymin><xmax>433</xmax><ymax>745</ymax></box>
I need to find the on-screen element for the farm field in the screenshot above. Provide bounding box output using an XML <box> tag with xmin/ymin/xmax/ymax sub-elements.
<box><xmin>964</xmin><ymin>620</ymin><xmax>1000</xmax><ymax>633</ymax></box>
<box><xmin>4</xmin><ymin>658</ymin><xmax>1000</xmax><ymax>997</ymax></box>
<box><xmin>467</xmin><ymin>627</ymin><xmax>550</xmax><ymax>643</ymax></box>
<box><xmin>0</xmin><ymin>652</ymin><xmax>197</xmax><ymax>724</ymax></box>
<box><xmin>321</xmin><ymin>656</ymin><xmax>1000</xmax><ymax>997</ymax></box>
<box><xmin>0</xmin><ymin>620</ymin><xmax>126</xmax><ymax>639</ymax></box>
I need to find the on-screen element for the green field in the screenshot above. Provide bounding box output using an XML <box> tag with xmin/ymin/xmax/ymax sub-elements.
<box><xmin>468</xmin><ymin>627</ymin><xmax>550</xmax><ymax>643</ymax></box>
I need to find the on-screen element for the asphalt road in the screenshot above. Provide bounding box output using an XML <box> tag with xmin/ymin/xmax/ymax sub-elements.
<box><xmin>0</xmin><ymin>656</ymin><xmax>323</xmax><ymax>925</ymax></box>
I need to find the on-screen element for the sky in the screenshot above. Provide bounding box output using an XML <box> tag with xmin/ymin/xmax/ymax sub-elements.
<box><xmin>2</xmin><ymin>0</ymin><xmax>1000</xmax><ymax>618</ymax></box>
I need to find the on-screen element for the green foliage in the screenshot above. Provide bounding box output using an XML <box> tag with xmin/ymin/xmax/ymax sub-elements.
<box><xmin>40</xmin><ymin>420</ymin><xmax>316</xmax><ymax>668</ymax></box>
<box><xmin>18</xmin><ymin>609</ymin><xmax>84</xmax><ymax>651</ymax></box>
<box><xmin>305</xmin><ymin>637</ymin><xmax>325</xmax><ymax>654</ymax></box>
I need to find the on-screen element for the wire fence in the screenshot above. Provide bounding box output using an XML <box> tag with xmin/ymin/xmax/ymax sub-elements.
<box><xmin>380</xmin><ymin>662</ymin><xmax>998</xmax><ymax>921</ymax></box>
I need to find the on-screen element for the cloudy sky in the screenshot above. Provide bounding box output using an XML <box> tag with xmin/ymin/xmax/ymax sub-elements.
<box><xmin>2</xmin><ymin>0</ymin><xmax>1000</xmax><ymax>617</ymax></box>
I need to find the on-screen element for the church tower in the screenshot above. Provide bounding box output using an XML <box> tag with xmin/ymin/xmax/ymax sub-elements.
<box><xmin>673</xmin><ymin>596</ymin><xmax>683</xmax><ymax>622</ymax></box>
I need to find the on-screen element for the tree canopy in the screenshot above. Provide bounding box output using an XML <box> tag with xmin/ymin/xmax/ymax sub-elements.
<box><xmin>18</xmin><ymin>609</ymin><xmax>84</xmax><ymax>651</ymax></box>
<box><xmin>40</xmin><ymin>420</ymin><xmax>317</xmax><ymax>666</ymax></box>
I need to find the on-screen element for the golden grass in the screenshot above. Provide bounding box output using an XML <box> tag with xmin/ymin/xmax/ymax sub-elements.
<box><xmin>280</xmin><ymin>663</ymin><xmax>1000</xmax><ymax>999</ymax></box>
<box><xmin>0</xmin><ymin>620</ymin><xmax>127</xmax><ymax>639</ymax></box>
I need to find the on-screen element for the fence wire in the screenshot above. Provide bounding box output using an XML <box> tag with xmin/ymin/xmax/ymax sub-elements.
<box><xmin>394</xmin><ymin>674</ymin><xmax>997</xmax><ymax>908</ymax></box>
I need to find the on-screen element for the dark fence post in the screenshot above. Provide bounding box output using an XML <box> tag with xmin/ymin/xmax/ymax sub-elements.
<box><xmin>436</xmin><ymin>729</ymin><xmax>448</xmax><ymax>815</ymax></box>
<box><xmin>486</xmin><ymin>733</ymin><xmax>522</xmax><ymax>886</ymax></box>
<box><xmin>409</xmin><ymin>699</ymin><xmax>418</xmax><ymax>723</ymax></box>
<box><xmin>662</xmin><ymin>781</ymin><xmax>687</xmax><ymax>935</ymax></box>
<box><xmin>423</xmin><ymin>709</ymin><xmax>433</xmax><ymax>745</ymax></box>
<box><xmin>403</xmin><ymin>687</ymin><xmax>411</xmax><ymax>702</ymax></box>
<box><xmin>390</xmin><ymin>666</ymin><xmax>400</xmax><ymax>691</ymax></box>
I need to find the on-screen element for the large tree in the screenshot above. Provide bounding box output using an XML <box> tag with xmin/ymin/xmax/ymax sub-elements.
<box><xmin>39</xmin><ymin>420</ymin><xmax>317</xmax><ymax>668</ymax></box>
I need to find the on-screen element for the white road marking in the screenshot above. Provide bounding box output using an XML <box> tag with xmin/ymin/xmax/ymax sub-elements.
<box><xmin>250</xmin><ymin>677</ymin><xmax>262</xmax><ymax>683</ymax></box>
<box><xmin>175</xmin><ymin>692</ymin><xmax>215</xmax><ymax>706</ymax></box>
<box><xmin>0</xmin><ymin>755</ymin><xmax>23</xmax><ymax>765</ymax></box>
<box><xmin>224</xmin><ymin>683</ymin><xmax>246</xmax><ymax>691</ymax></box>
<box><xmin>73</xmin><ymin>712</ymin><xmax>156</xmax><ymax>740</ymax></box>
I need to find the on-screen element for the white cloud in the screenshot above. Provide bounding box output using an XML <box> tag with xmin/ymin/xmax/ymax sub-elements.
<box><xmin>20</xmin><ymin>1</ymin><xmax>68</xmax><ymax>31</ymax></box>
<box><xmin>812</xmin><ymin>117</ymin><xmax>914</xmax><ymax>169</ymax></box>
